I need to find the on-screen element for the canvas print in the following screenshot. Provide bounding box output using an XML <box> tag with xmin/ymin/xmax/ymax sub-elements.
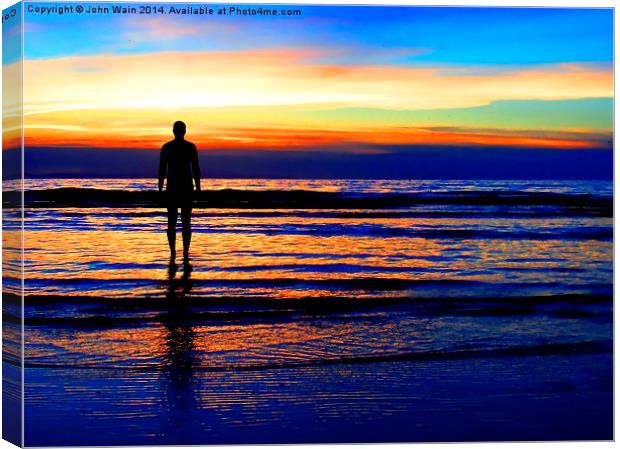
<box><xmin>2</xmin><ymin>1</ymin><xmax>614</xmax><ymax>446</ymax></box>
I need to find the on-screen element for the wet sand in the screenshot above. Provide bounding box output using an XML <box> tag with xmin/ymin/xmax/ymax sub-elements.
<box><xmin>24</xmin><ymin>352</ymin><xmax>612</xmax><ymax>446</ymax></box>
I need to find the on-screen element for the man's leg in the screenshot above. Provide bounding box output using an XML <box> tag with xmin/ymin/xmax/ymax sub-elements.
<box><xmin>180</xmin><ymin>206</ymin><xmax>192</xmax><ymax>263</ymax></box>
<box><xmin>167</xmin><ymin>206</ymin><xmax>178</xmax><ymax>262</ymax></box>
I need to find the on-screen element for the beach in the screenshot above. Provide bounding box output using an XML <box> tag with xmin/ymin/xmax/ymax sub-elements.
<box><xmin>23</xmin><ymin>353</ymin><xmax>613</xmax><ymax>445</ymax></box>
<box><xmin>2</xmin><ymin>178</ymin><xmax>613</xmax><ymax>445</ymax></box>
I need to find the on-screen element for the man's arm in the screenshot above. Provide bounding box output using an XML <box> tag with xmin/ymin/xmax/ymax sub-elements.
<box><xmin>192</xmin><ymin>144</ymin><xmax>201</xmax><ymax>192</ymax></box>
<box><xmin>158</xmin><ymin>146</ymin><xmax>167</xmax><ymax>193</ymax></box>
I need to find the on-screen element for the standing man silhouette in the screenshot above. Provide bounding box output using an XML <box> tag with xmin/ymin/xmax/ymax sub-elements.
<box><xmin>159</xmin><ymin>121</ymin><xmax>201</xmax><ymax>269</ymax></box>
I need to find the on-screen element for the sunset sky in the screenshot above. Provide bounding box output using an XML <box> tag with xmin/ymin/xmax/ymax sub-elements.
<box><xmin>4</xmin><ymin>4</ymin><xmax>614</xmax><ymax>178</ymax></box>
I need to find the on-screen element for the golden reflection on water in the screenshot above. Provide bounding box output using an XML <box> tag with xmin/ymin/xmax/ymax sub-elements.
<box><xmin>26</xmin><ymin>262</ymin><xmax>439</xmax><ymax>369</ymax></box>
<box><xmin>12</xmin><ymin>202</ymin><xmax>612</xmax><ymax>299</ymax></box>
<box><xmin>23</xmin><ymin>225</ymin><xmax>611</xmax><ymax>288</ymax></box>
<box><xmin>3</xmin><ymin>227</ymin><xmax>22</xmax><ymax>293</ymax></box>
<box><xmin>25</xmin><ymin>316</ymin><xmax>428</xmax><ymax>369</ymax></box>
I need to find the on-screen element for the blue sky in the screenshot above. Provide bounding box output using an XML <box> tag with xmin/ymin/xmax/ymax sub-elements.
<box><xmin>21</xmin><ymin>4</ymin><xmax>613</xmax><ymax>65</ymax></box>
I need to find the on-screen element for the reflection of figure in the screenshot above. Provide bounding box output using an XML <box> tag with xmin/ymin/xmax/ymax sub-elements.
<box><xmin>161</xmin><ymin>267</ymin><xmax>197</xmax><ymax>442</ymax></box>
<box><xmin>165</xmin><ymin>263</ymin><xmax>194</xmax><ymax>300</ymax></box>
<box><xmin>163</xmin><ymin>267</ymin><xmax>195</xmax><ymax>366</ymax></box>
<box><xmin>158</xmin><ymin>121</ymin><xmax>201</xmax><ymax>268</ymax></box>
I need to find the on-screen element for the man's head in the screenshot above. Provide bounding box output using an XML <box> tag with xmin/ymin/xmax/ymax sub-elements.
<box><xmin>173</xmin><ymin>121</ymin><xmax>186</xmax><ymax>139</ymax></box>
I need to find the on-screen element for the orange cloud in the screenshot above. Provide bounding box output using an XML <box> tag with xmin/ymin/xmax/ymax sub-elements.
<box><xmin>3</xmin><ymin>61</ymin><xmax>22</xmax><ymax>150</ymax></box>
<box><xmin>20</xmin><ymin>48</ymin><xmax>612</xmax><ymax>150</ymax></box>
<box><xmin>24</xmin><ymin>120</ymin><xmax>607</xmax><ymax>150</ymax></box>
<box><xmin>22</xmin><ymin>49</ymin><xmax>612</xmax><ymax>114</ymax></box>
<box><xmin>121</xmin><ymin>15</ymin><xmax>239</xmax><ymax>44</ymax></box>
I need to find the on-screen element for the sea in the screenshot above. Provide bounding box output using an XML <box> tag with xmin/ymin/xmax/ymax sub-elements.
<box><xmin>2</xmin><ymin>178</ymin><xmax>613</xmax><ymax>444</ymax></box>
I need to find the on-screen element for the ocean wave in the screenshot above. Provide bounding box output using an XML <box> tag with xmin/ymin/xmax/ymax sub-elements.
<box><xmin>14</xmin><ymin>340</ymin><xmax>612</xmax><ymax>371</ymax></box>
<box><xmin>12</xmin><ymin>292</ymin><xmax>612</xmax><ymax>326</ymax></box>
<box><xmin>19</xmin><ymin>299</ymin><xmax>611</xmax><ymax>327</ymax></box>
<box><xmin>4</xmin><ymin>187</ymin><xmax>612</xmax><ymax>215</ymax></box>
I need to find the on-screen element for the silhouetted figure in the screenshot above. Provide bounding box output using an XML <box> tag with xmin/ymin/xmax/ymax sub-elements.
<box><xmin>159</xmin><ymin>121</ymin><xmax>201</xmax><ymax>268</ymax></box>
